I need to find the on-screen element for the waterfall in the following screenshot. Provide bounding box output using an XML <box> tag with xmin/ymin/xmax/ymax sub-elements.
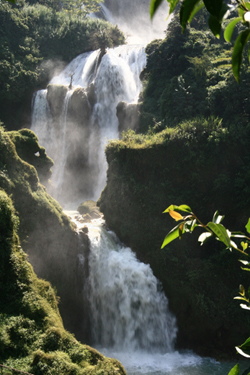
<box><xmin>31</xmin><ymin>45</ymin><xmax>146</xmax><ymax>206</ymax></box>
<box><xmin>87</xmin><ymin>218</ymin><xmax>177</xmax><ymax>352</ymax></box>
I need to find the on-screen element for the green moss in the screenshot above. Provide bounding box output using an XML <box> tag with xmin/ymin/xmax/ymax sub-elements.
<box><xmin>8</xmin><ymin>129</ymin><xmax>54</xmax><ymax>185</ymax></box>
<box><xmin>99</xmin><ymin>117</ymin><xmax>250</xmax><ymax>358</ymax></box>
<box><xmin>0</xmin><ymin>189</ymin><xmax>126</xmax><ymax>374</ymax></box>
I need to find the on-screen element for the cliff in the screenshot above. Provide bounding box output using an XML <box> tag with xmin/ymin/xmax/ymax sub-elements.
<box><xmin>98</xmin><ymin>120</ymin><xmax>250</xmax><ymax>358</ymax></box>
<box><xmin>0</xmin><ymin>188</ymin><xmax>126</xmax><ymax>375</ymax></box>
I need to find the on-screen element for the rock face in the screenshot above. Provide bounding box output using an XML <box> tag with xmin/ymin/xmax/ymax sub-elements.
<box><xmin>0</xmin><ymin>190</ymin><xmax>126</xmax><ymax>375</ymax></box>
<box><xmin>1</xmin><ymin>127</ymin><xmax>90</xmax><ymax>342</ymax></box>
<box><xmin>98</xmin><ymin>120</ymin><xmax>250</xmax><ymax>359</ymax></box>
<box><xmin>47</xmin><ymin>84</ymin><xmax>68</xmax><ymax>120</ymax></box>
<box><xmin>116</xmin><ymin>101</ymin><xmax>140</xmax><ymax>134</ymax></box>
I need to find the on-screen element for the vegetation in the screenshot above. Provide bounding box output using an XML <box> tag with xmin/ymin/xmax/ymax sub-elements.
<box><xmin>61</xmin><ymin>0</ymin><xmax>103</xmax><ymax>17</ymax></box>
<box><xmin>0</xmin><ymin>0</ymin><xmax>125</xmax><ymax>129</ymax></box>
<box><xmin>0</xmin><ymin>189</ymin><xmax>126</xmax><ymax>375</ymax></box>
<box><xmin>139</xmin><ymin>11</ymin><xmax>250</xmax><ymax>132</ymax></box>
<box><xmin>99</xmin><ymin>115</ymin><xmax>250</xmax><ymax>357</ymax></box>
<box><xmin>150</xmin><ymin>0</ymin><xmax>250</xmax><ymax>82</ymax></box>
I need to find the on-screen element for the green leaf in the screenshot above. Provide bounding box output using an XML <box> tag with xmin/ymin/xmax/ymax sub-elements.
<box><xmin>163</xmin><ymin>204</ymin><xmax>192</xmax><ymax>213</ymax></box>
<box><xmin>228</xmin><ymin>364</ymin><xmax>239</xmax><ymax>375</ymax></box>
<box><xmin>239</xmin><ymin>260</ymin><xmax>250</xmax><ymax>266</ymax></box>
<box><xmin>198</xmin><ymin>232</ymin><xmax>213</xmax><ymax>245</ymax></box>
<box><xmin>169</xmin><ymin>0</ymin><xmax>180</xmax><ymax>14</ymax></box>
<box><xmin>150</xmin><ymin>0</ymin><xmax>164</xmax><ymax>19</ymax></box>
<box><xmin>232</xmin><ymin>29</ymin><xmax>250</xmax><ymax>82</ymax></box>
<box><xmin>236</xmin><ymin>347</ymin><xmax>250</xmax><ymax>358</ymax></box>
<box><xmin>240</xmin><ymin>303</ymin><xmax>250</xmax><ymax>310</ymax></box>
<box><xmin>234</xmin><ymin>296</ymin><xmax>248</xmax><ymax>301</ymax></box>
<box><xmin>212</xmin><ymin>210</ymin><xmax>224</xmax><ymax>224</ymax></box>
<box><xmin>180</xmin><ymin>0</ymin><xmax>201</xmax><ymax>31</ymax></box>
<box><xmin>208</xmin><ymin>14</ymin><xmax>221</xmax><ymax>38</ymax></box>
<box><xmin>239</xmin><ymin>337</ymin><xmax>250</xmax><ymax>352</ymax></box>
<box><xmin>241</xmin><ymin>242</ymin><xmax>248</xmax><ymax>251</ymax></box>
<box><xmin>207</xmin><ymin>222</ymin><xmax>231</xmax><ymax>248</ymax></box>
<box><xmin>161</xmin><ymin>222</ymin><xmax>185</xmax><ymax>248</ymax></box>
<box><xmin>246</xmin><ymin>218</ymin><xmax>250</xmax><ymax>234</ymax></box>
<box><xmin>224</xmin><ymin>18</ymin><xmax>242</xmax><ymax>43</ymax></box>
<box><xmin>189</xmin><ymin>2</ymin><xmax>204</xmax><ymax>24</ymax></box>
<box><xmin>203</xmin><ymin>0</ymin><xmax>223</xmax><ymax>18</ymax></box>
<box><xmin>239</xmin><ymin>284</ymin><xmax>245</xmax><ymax>296</ymax></box>
<box><xmin>184</xmin><ymin>219</ymin><xmax>197</xmax><ymax>233</ymax></box>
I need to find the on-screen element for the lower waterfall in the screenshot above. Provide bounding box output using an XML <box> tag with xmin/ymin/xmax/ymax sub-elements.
<box><xmin>67</xmin><ymin>212</ymin><xmax>236</xmax><ymax>375</ymax></box>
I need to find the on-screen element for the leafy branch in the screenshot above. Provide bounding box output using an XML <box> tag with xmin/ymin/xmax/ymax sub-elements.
<box><xmin>150</xmin><ymin>0</ymin><xmax>250</xmax><ymax>82</ymax></box>
<box><xmin>162</xmin><ymin>204</ymin><xmax>250</xmax><ymax>372</ymax></box>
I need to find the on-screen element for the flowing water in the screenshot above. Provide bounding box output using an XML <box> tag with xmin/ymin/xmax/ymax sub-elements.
<box><xmin>31</xmin><ymin>45</ymin><xmax>146</xmax><ymax>205</ymax></box>
<box><xmin>67</xmin><ymin>213</ymin><xmax>243</xmax><ymax>375</ymax></box>
<box><xmin>30</xmin><ymin>1</ymin><xmax>243</xmax><ymax>374</ymax></box>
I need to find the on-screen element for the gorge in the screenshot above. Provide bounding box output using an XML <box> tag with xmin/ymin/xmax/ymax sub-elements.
<box><xmin>1</xmin><ymin>0</ymin><xmax>250</xmax><ymax>374</ymax></box>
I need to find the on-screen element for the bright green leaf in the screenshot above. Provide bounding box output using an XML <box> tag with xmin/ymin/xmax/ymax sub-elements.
<box><xmin>224</xmin><ymin>18</ymin><xmax>242</xmax><ymax>43</ymax></box>
<box><xmin>246</xmin><ymin>218</ymin><xmax>250</xmax><ymax>234</ymax></box>
<box><xmin>169</xmin><ymin>0</ymin><xmax>180</xmax><ymax>14</ymax></box>
<box><xmin>228</xmin><ymin>364</ymin><xmax>239</xmax><ymax>375</ymax></box>
<box><xmin>239</xmin><ymin>337</ymin><xmax>250</xmax><ymax>351</ymax></box>
<box><xmin>207</xmin><ymin>222</ymin><xmax>231</xmax><ymax>248</ymax></box>
<box><xmin>208</xmin><ymin>14</ymin><xmax>221</xmax><ymax>38</ymax></box>
<box><xmin>150</xmin><ymin>0</ymin><xmax>164</xmax><ymax>19</ymax></box>
<box><xmin>234</xmin><ymin>296</ymin><xmax>248</xmax><ymax>301</ymax></box>
<box><xmin>161</xmin><ymin>222</ymin><xmax>185</xmax><ymax>248</ymax></box>
<box><xmin>232</xmin><ymin>29</ymin><xmax>250</xmax><ymax>82</ymax></box>
<box><xmin>241</xmin><ymin>242</ymin><xmax>248</xmax><ymax>251</ymax></box>
<box><xmin>180</xmin><ymin>0</ymin><xmax>201</xmax><ymax>31</ymax></box>
<box><xmin>163</xmin><ymin>204</ymin><xmax>192</xmax><ymax>214</ymax></box>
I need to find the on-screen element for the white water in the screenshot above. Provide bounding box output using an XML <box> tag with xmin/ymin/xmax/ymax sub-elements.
<box><xmin>30</xmin><ymin>2</ymin><xmax>239</xmax><ymax>373</ymax></box>
<box><xmin>67</xmin><ymin>212</ymin><xmax>240</xmax><ymax>375</ymax></box>
<box><xmin>31</xmin><ymin>45</ymin><xmax>146</xmax><ymax>206</ymax></box>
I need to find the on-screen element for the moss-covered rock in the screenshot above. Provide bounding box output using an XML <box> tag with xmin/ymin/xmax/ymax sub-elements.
<box><xmin>8</xmin><ymin>128</ymin><xmax>54</xmax><ymax>185</ymax></box>
<box><xmin>0</xmin><ymin>189</ymin><xmax>126</xmax><ymax>375</ymax></box>
<box><xmin>77</xmin><ymin>200</ymin><xmax>102</xmax><ymax>221</ymax></box>
<box><xmin>0</xmin><ymin>125</ymin><xmax>88</xmax><ymax>341</ymax></box>
<box><xmin>98</xmin><ymin>118</ymin><xmax>250</xmax><ymax>358</ymax></box>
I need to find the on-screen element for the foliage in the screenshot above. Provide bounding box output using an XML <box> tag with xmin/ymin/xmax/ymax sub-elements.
<box><xmin>139</xmin><ymin>12</ymin><xmax>250</xmax><ymax>132</ymax></box>
<box><xmin>0</xmin><ymin>132</ymin><xmax>126</xmax><ymax>374</ymax></box>
<box><xmin>161</xmin><ymin>204</ymin><xmax>250</xmax><ymax>372</ymax></box>
<box><xmin>150</xmin><ymin>0</ymin><xmax>250</xmax><ymax>82</ymax></box>
<box><xmin>61</xmin><ymin>0</ymin><xmax>103</xmax><ymax>17</ymax></box>
<box><xmin>0</xmin><ymin>1</ymin><xmax>125</xmax><ymax>129</ymax></box>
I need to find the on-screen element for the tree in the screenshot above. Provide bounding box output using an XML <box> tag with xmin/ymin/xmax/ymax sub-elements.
<box><xmin>150</xmin><ymin>0</ymin><xmax>250</xmax><ymax>82</ymax></box>
<box><xmin>61</xmin><ymin>0</ymin><xmax>103</xmax><ymax>17</ymax></box>
<box><xmin>161</xmin><ymin>204</ymin><xmax>250</xmax><ymax>375</ymax></box>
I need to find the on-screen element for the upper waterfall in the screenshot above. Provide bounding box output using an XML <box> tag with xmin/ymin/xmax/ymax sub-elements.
<box><xmin>31</xmin><ymin>45</ymin><xmax>146</xmax><ymax>206</ymax></box>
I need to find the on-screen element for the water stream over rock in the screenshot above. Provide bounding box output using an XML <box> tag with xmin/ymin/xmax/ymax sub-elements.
<box><xmin>30</xmin><ymin>1</ymin><xmax>238</xmax><ymax>374</ymax></box>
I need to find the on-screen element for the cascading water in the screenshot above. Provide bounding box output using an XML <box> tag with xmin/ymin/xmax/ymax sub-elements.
<box><xmin>30</xmin><ymin>2</ymin><xmax>237</xmax><ymax>374</ymax></box>
<box><xmin>31</xmin><ymin>45</ymin><xmax>146</xmax><ymax>206</ymax></box>
<box><xmin>87</xmin><ymin>219</ymin><xmax>176</xmax><ymax>352</ymax></box>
